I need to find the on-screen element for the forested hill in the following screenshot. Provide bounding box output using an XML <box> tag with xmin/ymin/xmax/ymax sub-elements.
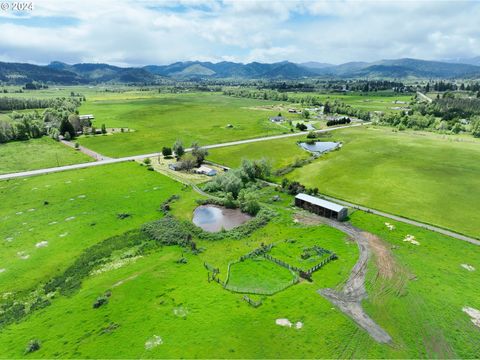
<box><xmin>1</xmin><ymin>58</ymin><xmax>480</xmax><ymax>84</ymax></box>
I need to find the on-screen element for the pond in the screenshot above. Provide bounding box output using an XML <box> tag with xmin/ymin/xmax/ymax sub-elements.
<box><xmin>192</xmin><ymin>205</ymin><xmax>252</xmax><ymax>232</ymax></box>
<box><xmin>299</xmin><ymin>141</ymin><xmax>340</xmax><ymax>154</ymax></box>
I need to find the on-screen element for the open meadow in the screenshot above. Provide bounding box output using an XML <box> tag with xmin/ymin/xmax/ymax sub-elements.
<box><xmin>0</xmin><ymin>137</ymin><xmax>93</xmax><ymax>175</ymax></box>
<box><xmin>208</xmin><ymin>126</ymin><xmax>480</xmax><ymax>238</ymax></box>
<box><xmin>0</xmin><ymin>162</ymin><xmax>195</xmax><ymax>294</ymax></box>
<box><xmin>77</xmin><ymin>92</ymin><xmax>288</xmax><ymax>157</ymax></box>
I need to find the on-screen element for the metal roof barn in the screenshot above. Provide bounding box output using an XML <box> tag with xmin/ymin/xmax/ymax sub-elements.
<box><xmin>295</xmin><ymin>193</ymin><xmax>348</xmax><ymax>221</ymax></box>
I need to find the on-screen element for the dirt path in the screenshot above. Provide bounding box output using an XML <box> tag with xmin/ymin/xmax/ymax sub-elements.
<box><xmin>61</xmin><ymin>140</ymin><xmax>112</xmax><ymax>161</ymax></box>
<box><xmin>295</xmin><ymin>213</ymin><xmax>392</xmax><ymax>344</ymax></box>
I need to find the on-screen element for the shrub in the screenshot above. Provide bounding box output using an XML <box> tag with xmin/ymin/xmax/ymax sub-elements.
<box><xmin>306</xmin><ymin>131</ymin><xmax>316</xmax><ymax>139</ymax></box>
<box><xmin>143</xmin><ymin>158</ymin><xmax>151</xmax><ymax>165</ymax></box>
<box><xmin>25</xmin><ymin>339</ymin><xmax>41</xmax><ymax>354</ymax></box>
<box><xmin>93</xmin><ymin>295</ymin><xmax>108</xmax><ymax>309</ymax></box>
<box><xmin>296</xmin><ymin>123</ymin><xmax>307</xmax><ymax>131</ymax></box>
<box><xmin>142</xmin><ymin>216</ymin><xmax>192</xmax><ymax>246</ymax></box>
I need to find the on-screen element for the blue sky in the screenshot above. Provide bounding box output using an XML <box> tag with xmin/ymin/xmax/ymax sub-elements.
<box><xmin>0</xmin><ymin>0</ymin><xmax>479</xmax><ymax>66</ymax></box>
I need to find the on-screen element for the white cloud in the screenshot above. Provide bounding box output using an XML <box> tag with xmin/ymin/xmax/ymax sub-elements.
<box><xmin>0</xmin><ymin>0</ymin><xmax>479</xmax><ymax>65</ymax></box>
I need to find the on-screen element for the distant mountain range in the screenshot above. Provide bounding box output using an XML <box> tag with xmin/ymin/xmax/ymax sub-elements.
<box><xmin>1</xmin><ymin>57</ymin><xmax>480</xmax><ymax>84</ymax></box>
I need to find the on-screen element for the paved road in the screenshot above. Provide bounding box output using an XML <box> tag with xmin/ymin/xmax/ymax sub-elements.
<box><xmin>0</xmin><ymin>122</ymin><xmax>366</xmax><ymax>181</ymax></box>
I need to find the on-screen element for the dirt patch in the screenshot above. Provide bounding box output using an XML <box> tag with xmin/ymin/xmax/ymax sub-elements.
<box><xmin>366</xmin><ymin>233</ymin><xmax>396</xmax><ymax>280</ymax></box>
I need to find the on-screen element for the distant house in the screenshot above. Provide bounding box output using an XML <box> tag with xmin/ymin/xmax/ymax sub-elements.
<box><xmin>196</xmin><ymin>165</ymin><xmax>217</xmax><ymax>176</ymax></box>
<box><xmin>79</xmin><ymin>114</ymin><xmax>94</xmax><ymax>121</ymax></box>
<box><xmin>295</xmin><ymin>193</ymin><xmax>348</xmax><ymax>221</ymax></box>
<box><xmin>269</xmin><ymin>116</ymin><xmax>285</xmax><ymax>122</ymax></box>
<box><xmin>288</xmin><ymin>108</ymin><xmax>298</xmax><ymax>113</ymax></box>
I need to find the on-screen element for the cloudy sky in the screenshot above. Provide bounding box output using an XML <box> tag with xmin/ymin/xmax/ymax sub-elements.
<box><xmin>0</xmin><ymin>0</ymin><xmax>479</xmax><ymax>66</ymax></box>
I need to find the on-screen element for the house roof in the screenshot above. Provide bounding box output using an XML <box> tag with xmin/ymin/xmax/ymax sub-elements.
<box><xmin>295</xmin><ymin>193</ymin><xmax>346</xmax><ymax>212</ymax></box>
<box><xmin>197</xmin><ymin>165</ymin><xmax>215</xmax><ymax>173</ymax></box>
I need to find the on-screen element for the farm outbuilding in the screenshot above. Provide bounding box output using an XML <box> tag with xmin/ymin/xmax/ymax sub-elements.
<box><xmin>79</xmin><ymin>114</ymin><xmax>95</xmax><ymax>120</ymax></box>
<box><xmin>295</xmin><ymin>193</ymin><xmax>348</xmax><ymax>221</ymax></box>
<box><xmin>196</xmin><ymin>165</ymin><xmax>217</xmax><ymax>176</ymax></box>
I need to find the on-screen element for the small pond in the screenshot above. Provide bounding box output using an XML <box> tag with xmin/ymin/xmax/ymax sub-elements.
<box><xmin>192</xmin><ymin>205</ymin><xmax>252</xmax><ymax>233</ymax></box>
<box><xmin>299</xmin><ymin>141</ymin><xmax>340</xmax><ymax>154</ymax></box>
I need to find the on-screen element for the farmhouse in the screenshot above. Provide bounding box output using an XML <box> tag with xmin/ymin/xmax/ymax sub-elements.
<box><xmin>79</xmin><ymin>114</ymin><xmax>94</xmax><ymax>120</ymax></box>
<box><xmin>196</xmin><ymin>165</ymin><xmax>217</xmax><ymax>176</ymax></box>
<box><xmin>295</xmin><ymin>193</ymin><xmax>348</xmax><ymax>221</ymax></box>
<box><xmin>269</xmin><ymin>116</ymin><xmax>285</xmax><ymax>122</ymax></box>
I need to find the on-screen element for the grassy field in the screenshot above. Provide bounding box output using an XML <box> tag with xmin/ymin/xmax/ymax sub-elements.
<box><xmin>287</xmin><ymin>126</ymin><xmax>480</xmax><ymax>238</ymax></box>
<box><xmin>1</xmin><ymin>162</ymin><xmax>479</xmax><ymax>357</ymax></box>
<box><xmin>77</xmin><ymin>92</ymin><xmax>287</xmax><ymax>157</ymax></box>
<box><xmin>269</xmin><ymin>237</ymin><xmax>333</xmax><ymax>271</ymax></box>
<box><xmin>0</xmin><ymin>137</ymin><xmax>93</xmax><ymax>174</ymax></box>
<box><xmin>0</xmin><ymin>162</ymin><xmax>196</xmax><ymax>294</ymax></box>
<box><xmin>349</xmin><ymin>210</ymin><xmax>480</xmax><ymax>358</ymax></box>
<box><xmin>225</xmin><ymin>257</ymin><xmax>296</xmax><ymax>294</ymax></box>
<box><xmin>0</xmin><ymin>176</ymin><xmax>362</xmax><ymax>358</ymax></box>
<box><xmin>208</xmin><ymin>126</ymin><xmax>480</xmax><ymax>238</ymax></box>
<box><xmin>288</xmin><ymin>92</ymin><xmax>414</xmax><ymax>113</ymax></box>
<box><xmin>208</xmin><ymin>133</ymin><xmax>312</xmax><ymax>170</ymax></box>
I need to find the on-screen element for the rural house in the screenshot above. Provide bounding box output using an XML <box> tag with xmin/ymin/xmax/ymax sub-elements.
<box><xmin>269</xmin><ymin>116</ymin><xmax>284</xmax><ymax>122</ymax></box>
<box><xmin>295</xmin><ymin>193</ymin><xmax>348</xmax><ymax>221</ymax></box>
<box><xmin>196</xmin><ymin>165</ymin><xmax>217</xmax><ymax>176</ymax></box>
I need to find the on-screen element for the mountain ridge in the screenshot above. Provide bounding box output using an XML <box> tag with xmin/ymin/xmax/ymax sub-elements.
<box><xmin>0</xmin><ymin>58</ymin><xmax>480</xmax><ymax>84</ymax></box>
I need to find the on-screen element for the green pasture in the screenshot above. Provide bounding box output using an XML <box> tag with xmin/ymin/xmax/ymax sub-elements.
<box><xmin>77</xmin><ymin>92</ymin><xmax>287</xmax><ymax>157</ymax></box>
<box><xmin>225</xmin><ymin>257</ymin><xmax>296</xmax><ymax>294</ymax></box>
<box><xmin>0</xmin><ymin>162</ymin><xmax>196</xmax><ymax>294</ymax></box>
<box><xmin>209</xmin><ymin>126</ymin><xmax>480</xmax><ymax>238</ymax></box>
<box><xmin>348</xmin><ymin>210</ymin><xmax>480</xmax><ymax>358</ymax></box>
<box><xmin>288</xmin><ymin>92</ymin><xmax>414</xmax><ymax>113</ymax></box>
<box><xmin>287</xmin><ymin>126</ymin><xmax>480</xmax><ymax>238</ymax></box>
<box><xmin>0</xmin><ymin>137</ymin><xmax>93</xmax><ymax>174</ymax></box>
<box><xmin>269</xmin><ymin>237</ymin><xmax>333</xmax><ymax>271</ymax></box>
<box><xmin>208</xmin><ymin>134</ymin><xmax>311</xmax><ymax>170</ymax></box>
<box><xmin>0</xmin><ymin>176</ymin><xmax>362</xmax><ymax>358</ymax></box>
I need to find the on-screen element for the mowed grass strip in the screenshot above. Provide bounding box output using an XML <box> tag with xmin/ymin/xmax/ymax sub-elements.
<box><xmin>0</xmin><ymin>137</ymin><xmax>93</xmax><ymax>174</ymax></box>
<box><xmin>78</xmin><ymin>92</ymin><xmax>287</xmax><ymax>157</ymax></box>
<box><xmin>0</xmin><ymin>161</ymin><xmax>198</xmax><ymax>293</ymax></box>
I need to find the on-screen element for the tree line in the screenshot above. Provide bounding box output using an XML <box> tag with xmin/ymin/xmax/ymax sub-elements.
<box><xmin>0</xmin><ymin>97</ymin><xmax>84</xmax><ymax>143</ymax></box>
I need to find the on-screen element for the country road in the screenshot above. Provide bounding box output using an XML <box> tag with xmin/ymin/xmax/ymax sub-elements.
<box><xmin>0</xmin><ymin>122</ymin><xmax>366</xmax><ymax>181</ymax></box>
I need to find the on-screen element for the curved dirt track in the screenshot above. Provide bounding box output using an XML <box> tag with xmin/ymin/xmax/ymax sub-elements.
<box><xmin>295</xmin><ymin>213</ymin><xmax>392</xmax><ymax>344</ymax></box>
